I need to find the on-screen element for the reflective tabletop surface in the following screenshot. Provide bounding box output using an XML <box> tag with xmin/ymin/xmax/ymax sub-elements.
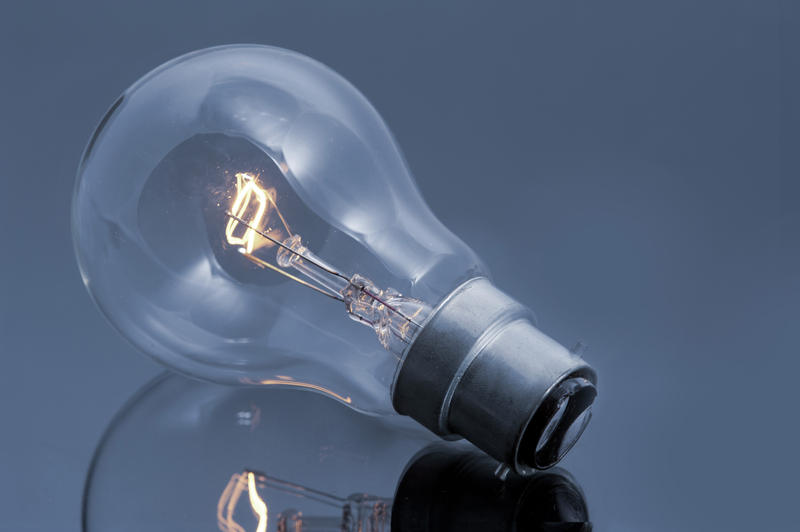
<box><xmin>1</xmin><ymin>1</ymin><xmax>797</xmax><ymax>530</ymax></box>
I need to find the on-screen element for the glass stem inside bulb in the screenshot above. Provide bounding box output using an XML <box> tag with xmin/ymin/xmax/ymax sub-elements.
<box><xmin>221</xmin><ymin>470</ymin><xmax>392</xmax><ymax>532</ymax></box>
<box><xmin>276</xmin><ymin>234</ymin><xmax>350</xmax><ymax>296</ymax></box>
<box><xmin>273</xmin><ymin>232</ymin><xmax>431</xmax><ymax>355</ymax></box>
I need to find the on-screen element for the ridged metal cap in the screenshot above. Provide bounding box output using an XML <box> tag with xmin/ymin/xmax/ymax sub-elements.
<box><xmin>392</xmin><ymin>278</ymin><xmax>597</xmax><ymax>474</ymax></box>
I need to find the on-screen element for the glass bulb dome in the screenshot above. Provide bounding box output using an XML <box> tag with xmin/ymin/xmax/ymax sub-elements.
<box><xmin>72</xmin><ymin>45</ymin><xmax>485</xmax><ymax>413</ymax></box>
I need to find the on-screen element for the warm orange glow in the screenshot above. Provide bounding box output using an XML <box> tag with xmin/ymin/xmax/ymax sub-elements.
<box><xmin>225</xmin><ymin>172</ymin><xmax>292</xmax><ymax>254</ymax></box>
<box><xmin>258</xmin><ymin>379</ymin><xmax>353</xmax><ymax>404</ymax></box>
<box><xmin>217</xmin><ymin>472</ymin><xmax>247</xmax><ymax>532</ymax></box>
<box><xmin>226</xmin><ymin>173</ymin><xmax>268</xmax><ymax>254</ymax></box>
<box><xmin>248</xmin><ymin>472</ymin><xmax>268</xmax><ymax>532</ymax></box>
<box><xmin>217</xmin><ymin>471</ymin><xmax>268</xmax><ymax>532</ymax></box>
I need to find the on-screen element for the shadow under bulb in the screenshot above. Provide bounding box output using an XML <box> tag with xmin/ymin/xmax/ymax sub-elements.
<box><xmin>72</xmin><ymin>44</ymin><xmax>598</xmax><ymax>472</ymax></box>
<box><xmin>83</xmin><ymin>373</ymin><xmax>591</xmax><ymax>532</ymax></box>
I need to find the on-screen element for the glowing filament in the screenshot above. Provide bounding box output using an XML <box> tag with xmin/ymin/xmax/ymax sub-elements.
<box><xmin>248</xmin><ymin>472</ymin><xmax>268</xmax><ymax>532</ymax></box>
<box><xmin>226</xmin><ymin>173</ymin><xmax>268</xmax><ymax>254</ymax></box>
<box><xmin>217</xmin><ymin>471</ymin><xmax>268</xmax><ymax>532</ymax></box>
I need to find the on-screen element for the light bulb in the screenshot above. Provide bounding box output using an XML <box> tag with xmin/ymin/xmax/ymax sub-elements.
<box><xmin>83</xmin><ymin>373</ymin><xmax>591</xmax><ymax>532</ymax></box>
<box><xmin>72</xmin><ymin>45</ymin><xmax>597</xmax><ymax>472</ymax></box>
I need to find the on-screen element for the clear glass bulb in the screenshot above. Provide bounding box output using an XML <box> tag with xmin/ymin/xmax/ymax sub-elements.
<box><xmin>72</xmin><ymin>45</ymin><xmax>485</xmax><ymax>413</ymax></box>
<box><xmin>73</xmin><ymin>45</ymin><xmax>598</xmax><ymax>472</ymax></box>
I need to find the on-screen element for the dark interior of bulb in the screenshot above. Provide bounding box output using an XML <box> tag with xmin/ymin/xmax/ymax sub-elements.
<box><xmin>518</xmin><ymin>376</ymin><xmax>597</xmax><ymax>470</ymax></box>
<box><xmin>138</xmin><ymin>133</ymin><xmax>330</xmax><ymax>286</ymax></box>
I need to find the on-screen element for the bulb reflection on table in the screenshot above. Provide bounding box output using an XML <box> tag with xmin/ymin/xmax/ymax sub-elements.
<box><xmin>217</xmin><ymin>471</ymin><xmax>268</xmax><ymax>532</ymax></box>
<box><xmin>83</xmin><ymin>373</ymin><xmax>590</xmax><ymax>531</ymax></box>
<box><xmin>218</xmin><ymin>469</ymin><xmax>391</xmax><ymax>532</ymax></box>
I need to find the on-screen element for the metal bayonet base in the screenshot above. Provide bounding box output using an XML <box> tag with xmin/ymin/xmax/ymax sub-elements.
<box><xmin>392</xmin><ymin>278</ymin><xmax>597</xmax><ymax>474</ymax></box>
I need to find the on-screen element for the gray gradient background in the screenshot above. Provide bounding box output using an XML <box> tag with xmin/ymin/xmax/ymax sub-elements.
<box><xmin>1</xmin><ymin>1</ymin><xmax>798</xmax><ymax>530</ymax></box>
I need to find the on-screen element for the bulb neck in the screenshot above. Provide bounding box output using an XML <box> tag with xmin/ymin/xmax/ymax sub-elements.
<box><xmin>391</xmin><ymin>278</ymin><xmax>597</xmax><ymax>474</ymax></box>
